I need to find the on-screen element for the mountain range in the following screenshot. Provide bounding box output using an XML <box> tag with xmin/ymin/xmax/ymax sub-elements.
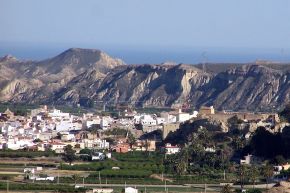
<box><xmin>0</xmin><ymin>48</ymin><xmax>289</xmax><ymax>111</ymax></box>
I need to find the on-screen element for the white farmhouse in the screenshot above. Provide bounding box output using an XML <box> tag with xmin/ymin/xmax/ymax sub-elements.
<box><xmin>125</xmin><ymin>187</ymin><xmax>138</xmax><ymax>193</ymax></box>
<box><xmin>163</xmin><ymin>143</ymin><xmax>180</xmax><ymax>155</ymax></box>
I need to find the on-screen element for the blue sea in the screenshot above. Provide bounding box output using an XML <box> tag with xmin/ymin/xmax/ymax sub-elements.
<box><xmin>0</xmin><ymin>43</ymin><xmax>289</xmax><ymax>64</ymax></box>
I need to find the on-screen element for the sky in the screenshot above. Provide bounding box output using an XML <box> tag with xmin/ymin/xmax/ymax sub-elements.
<box><xmin>1</xmin><ymin>0</ymin><xmax>290</xmax><ymax>63</ymax></box>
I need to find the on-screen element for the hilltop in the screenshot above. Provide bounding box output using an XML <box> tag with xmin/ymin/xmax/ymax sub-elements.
<box><xmin>0</xmin><ymin>48</ymin><xmax>289</xmax><ymax>111</ymax></box>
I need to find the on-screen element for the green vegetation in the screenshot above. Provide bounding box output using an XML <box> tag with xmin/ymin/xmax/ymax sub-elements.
<box><xmin>0</xmin><ymin>149</ymin><xmax>56</xmax><ymax>158</ymax></box>
<box><xmin>0</xmin><ymin>103</ymin><xmax>39</xmax><ymax>116</ymax></box>
<box><xmin>136</xmin><ymin>107</ymin><xmax>173</xmax><ymax>115</ymax></box>
<box><xmin>104</xmin><ymin>128</ymin><xmax>128</xmax><ymax>137</ymax></box>
<box><xmin>59</xmin><ymin>176</ymin><xmax>164</xmax><ymax>185</ymax></box>
<box><xmin>0</xmin><ymin>182</ymin><xmax>86</xmax><ymax>192</ymax></box>
<box><xmin>244</xmin><ymin>126</ymin><xmax>290</xmax><ymax>159</ymax></box>
<box><xmin>63</xmin><ymin>145</ymin><xmax>77</xmax><ymax>165</ymax></box>
<box><xmin>60</xmin><ymin>159</ymin><xmax>164</xmax><ymax>173</ymax></box>
<box><xmin>91</xmin><ymin>169</ymin><xmax>152</xmax><ymax>178</ymax></box>
<box><xmin>112</xmin><ymin>151</ymin><xmax>163</xmax><ymax>163</ymax></box>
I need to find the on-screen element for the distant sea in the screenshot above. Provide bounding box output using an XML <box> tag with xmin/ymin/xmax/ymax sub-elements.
<box><xmin>0</xmin><ymin>43</ymin><xmax>289</xmax><ymax>64</ymax></box>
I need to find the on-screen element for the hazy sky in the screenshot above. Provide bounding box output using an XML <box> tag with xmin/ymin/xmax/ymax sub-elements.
<box><xmin>1</xmin><ymin>0</ymin><xmax>290</xmax><ymax>63</ymax></box>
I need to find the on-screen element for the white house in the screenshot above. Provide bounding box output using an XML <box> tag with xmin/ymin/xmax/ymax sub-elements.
<box><xmin>61</xmin><ymin>133</ymin><xmax>75</xmax><ymax>141</ymax></box>
<box><xmin>177</xmin><ymin>109</ymin><xmax>198</xmax><ymax>123</ymax></box>
<box><xmin>48</xmin><ymin>109</ymin><xmax>70</xmax><ymax>120</ymax></box>
<box><xmin>86</xmin><ymin>117</ymin><xmax>101</xmax><ymax>128</ymax></box>
<box><xmin>125</xmin><ymin>187</ymin><xmax>138</xmax><ymax>193</ymax></box>
<box><xmin>86</xmin><ymin>188</ymin><xmax>113</xmax><ymax>193</ymax></box>
<box><xmin>140</xmin><ymin>115</ymin><xmax>157</xmax><ymax>126</ymax></box>
<box><xmin>240</xmin><ymin>154</ymin><xmax>252</xmax><ymax>165</ymax></box>
<box><xmin>156</xmin><ymin>117</ymin><xmax>165</xmax><ymax>125</ymax></box>
<box><xmin>164</xmin><ymin>143</ymin><xmax>180</xmax><ymax>155</ymax></box>
<box><xmin>95</xmin><ymin>139</ymin><xmax>110</xmax><ymax>149</ymax></box>
<box><xmin>50</xmin><ymin>142</ymin><xmax>66</xmax><ymax>153</ymax></box>
<box><xmin>160</xmin><ymin>112</ymin><xmax>177</xmax><ymax>123</ymax></box>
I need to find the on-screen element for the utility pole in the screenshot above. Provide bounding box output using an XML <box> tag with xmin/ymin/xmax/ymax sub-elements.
<box><xmin>98</xmin><ymin>171</ymin><xmax>101</xmax><ymax>185</ymax></box>
<box><xmin>223</xmin><ymin>169</ymin><xmax>226</xmax><ymax>181</ymax></box>
<box><xmin>165</xmin><ymin>179</ymin><xmax>167</xmax><ymax>192</ymax></box>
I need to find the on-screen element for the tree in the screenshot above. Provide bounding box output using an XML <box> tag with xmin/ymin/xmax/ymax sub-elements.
<box><xmin>71</xmin><ymin>174</ymin><xmax>79</xmax><ymax>186</ymax></box>
<box><xmin>262</xmin><ymin>164</ymin><xmax>273</xmax><ymax>189</ymax></box>
<box><xmin>127</xmin><ymin>132</ymin><xmax>136</xmax><ymax>148</ymax></box>
<box><xmin>175</xmin><ymin>148</ymin><xmax>189</xmax><ymax>175</ymax></box>
<box><xmin>33</xmin><ymin>138</ymin><xmax>42</xmax><ymax>143</ymax></box>
<box><xmin>238</xmin><ymin>164</ymin><xmax>248</xmax><ymax>190</ymax></box>
<box><xmin>273</xmin><ymin>155</ymin><xmax>286</xmax><ymax>165</ymax></box>
<box><xmin>63</xmin><ymin>145</ymin><xmax>76</xmax><ymax>165</ymax></box>
<box><xmin>79</xmin><ymin>148</ymin><xmax>92</xmax><ymax>155</ymax></box>
<box><xmin>250</xmin><ymin>127</ymin><xmax>282</xmax><ymax>158</ymax></box>
<box><xmin>220</xmin><ymin>184</ymin><xmax>233</xmax><ymax>193</ymax></box>
<box><xmin>249</xmin><ymin>165</ymin><xmax>259</xmax><ymax>188</ymax></box>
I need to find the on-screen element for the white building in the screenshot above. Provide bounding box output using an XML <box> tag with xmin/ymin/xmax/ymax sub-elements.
<box><xmin>125</xmin><ymin>187</ymin><xmax>138</xmax><ymax>193</ymax></box>
<box><xmin>140</xmin><ymin>115</ymin><xmax>157</xmax><ymax>126</ymax></box>
<box><xmin>50</xmin><ymin>142</ymin><xmax>66</xmax><ymax>153</ymax></box>
<box><xmin>86</xmin><ymin>117</ymin><xmax>101</xmax><ymax>128</ymax></box>
<box><xmin>177</xmin><ymin>109</ymin><xmax>198</xmax><ymax>123</ymax></box>
<box><xmin>95</xmin><ymin>139</ymin><xmax>110</xmax><ymax>149</ymax></box>
<box><xmin>164</xmin><ymin>143</ymin><xmax>180</xmax><ymax>155</ymax></box>
<box><xmin>156</xmin><ymin>117</ymin><xmax>165</xmax><ymax>125</ymax></box>
<box><xmin>48</xmin><ymin>109</ymin><xmax>70</xmax><ymax>120</ymax></box>
<box><xmin>160</xmin><ymin>112</ymin><xmax>177</xmax><ymax>123</ymax></box>
<box><xmin>240</xmin><ymin>154</ymin><xmax>252</xmax><ymax>165</ymax></box>
<box><xmin>61</xmin><ymin>132</ymin><xmax>75</xmax><ymax>141</ymax></box>
<box><xmin>87</xmin><ymin>188</ymin><xmax>113</xmax><ymax>193</ymax></box>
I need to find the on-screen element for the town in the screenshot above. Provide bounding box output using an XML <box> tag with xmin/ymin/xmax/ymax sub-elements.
<box><xmin>0</xmin><ymin>103</ymin><xmax>289</xmax><ymax>193</ymax></box>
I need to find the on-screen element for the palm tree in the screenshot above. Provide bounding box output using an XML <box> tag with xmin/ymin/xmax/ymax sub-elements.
<box><xmin>238</xmin><ymin>164</ymin><xmax>247</xmax><ymax>190</ymax></box>
<box><xmin>175</xmin><ymin>148</ymin><xmax>189</xmax><ymax>175</ymax></box>
<box><xmin>72</xmin><ymin>174</ymin><xmax>79</xmax><ymax>186</ymax></box>
<box><xmin>262</xmin><ymin>164</ymin><xmax>273</xmax><ymax>189</ymax></box>
<box><xmin>249</xmin><ymin>165</ymin><xmax>259</xmax><ymax>188</ymax></box>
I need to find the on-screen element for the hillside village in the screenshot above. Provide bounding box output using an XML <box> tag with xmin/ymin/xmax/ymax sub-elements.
<box><xmin>1</xmin><ymin>104</ymin><xmax>290</xmax><ymax>193</ymax></box>
<box><xmin>0</xmin><ymin>105</ymin><xmax>284</xmax><ymax>156</ymax></box>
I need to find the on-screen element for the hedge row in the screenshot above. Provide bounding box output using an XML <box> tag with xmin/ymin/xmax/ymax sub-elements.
<box><xmin>0</xmin><ymin>150</ymin><xmax>55</xmax><ymax>158</ymax></box>
<box><xmin>90</xmin><ymin>169</ymin><xmax>152</xmax><ymax>178</ymax></box>
<box><xmin>61</xmin><ymin>161</ymin><xmax>164</xmax><ymax>173</ymax></box>
<box><xmin>0</xmin><ymin>182</ymin><xmax>85</xmax><ymax>192</ymax></box>
<box><xmin>112</xmin><ymin>152</ymin><xmax>163</xmax><ymax>163</ymax></box>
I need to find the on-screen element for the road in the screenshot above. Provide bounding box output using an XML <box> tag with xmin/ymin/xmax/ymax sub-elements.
<box><xmin>76</xmin><ymin>182</ymin><xmax>276</xmax><ymax>189</ymax></box>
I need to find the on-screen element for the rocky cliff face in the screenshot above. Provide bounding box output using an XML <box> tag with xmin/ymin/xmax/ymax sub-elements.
<box><xmin>0</xmin><ymin>48</ymin><xmax>289</xmax><ymax>111</ymax></box>
<box><xmin>0</xmin><ymin>48</ymin><xmax>125</xmax><ymax>103</ymax></box>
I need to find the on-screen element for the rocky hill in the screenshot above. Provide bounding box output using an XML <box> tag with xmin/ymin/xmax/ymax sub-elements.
<box><xmin>0</xmin><ymin>48</ymin><xmax>289</xmax><ymax>111</ymax></box>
